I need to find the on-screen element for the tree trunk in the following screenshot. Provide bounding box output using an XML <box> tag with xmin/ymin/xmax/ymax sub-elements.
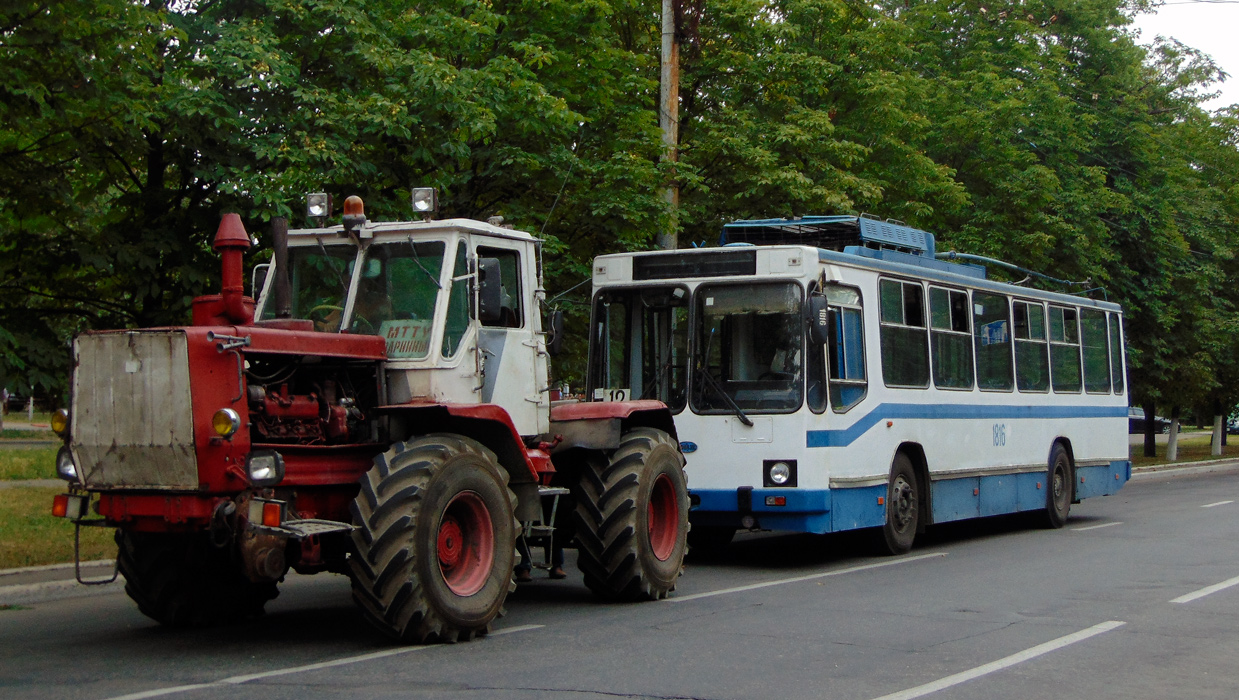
<box><xmin>1143</xmin><ymin>401</ymin><xmax>1156</xmax><ymax>458</ymax></box>
<box><xmin>1166</xmin><ymin>406</ymin><xmax>1180</xmax><ymax>462</ymax></box>
<box><xmin>1212</xmin><ymin>398</ymin><xmax>1224</xmax><ymax>456</ymax></box>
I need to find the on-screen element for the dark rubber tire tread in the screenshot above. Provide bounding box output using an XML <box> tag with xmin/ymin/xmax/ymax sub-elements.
<box><xmin>879</xmin><ymin>452</ymin><xmax>919</xmax><ymax>555</ymax></box>
<box><xmin>1043</xmin><ymin>443</ymin><xmax>1073</xmax><ymax>529</ymax></box>
<box><xmin>349</xmin><ymin>434</ymin><xmax>517</xmax><ymax>644</ymax></box>
<box><xmin>572</xmin><ymin>428</ymin><xmax>689</xmax><ymax>601</ymax></box>
<box><xmin>116</xmin><ymin>530</ymin><xmax>278</xmax><ymax>628</ymax></box>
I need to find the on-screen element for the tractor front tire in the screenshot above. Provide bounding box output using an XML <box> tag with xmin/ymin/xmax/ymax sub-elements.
<box><xmin>572</xmin><ymin>428</ymin><xmax>689</xmax><ymax>600</ymax></box>
<box><xmin>116</xmin><ymin>530</ymin><xmax>278</xmax><ymax>628</ymax></box>
<box><xmin>349</xmin><ymin>434</ymin><xmax>517</xmax><ymax>643</ymax></box>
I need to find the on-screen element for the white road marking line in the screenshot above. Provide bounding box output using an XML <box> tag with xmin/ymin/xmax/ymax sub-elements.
<box><xmin>1171</xmin><ymin>574</ymin><xmax>1239</xmax><ymax>604</ymax></box>
<box><xmin>667</xmin><ymin>552</ymin><xmax>948</xmax><ymax>603</ymax></box>
<box><xmin>1201</xmin><ymin>500</ymin><xmax>1233</xmax><ymax>508</ymax></box>
<box><xmin>100</xmin><ymin>624</ymin><xmax>544</xmax><ymax>700</ymax></box>
<box><xmin>867</xmin><ymin>620</ymin><xmax>1126</xmax><ymax>700</ymax></box>
<box><xmin>1071</xmin><ymin>521</ymin><xmax>1123</xmax><ymax>532</ymax></box>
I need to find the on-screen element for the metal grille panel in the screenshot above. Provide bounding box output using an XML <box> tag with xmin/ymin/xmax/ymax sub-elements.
<box><xmin>71</xmin><ymin>331</ymin><xmax>198</xmax><ymax>489</ymax></box>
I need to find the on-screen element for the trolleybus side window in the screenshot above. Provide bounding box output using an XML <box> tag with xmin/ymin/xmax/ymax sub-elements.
<box><xmin>1109</xmin><ymin>314</ymin><xmax>1125</xmax><ymax>394</ymax></box>
<box><xmin>929</xmin><ymin>286</ymin><xmax>974</xmax><ymax>390</ymax></box>
<box><xmin>825</xmin><ymin>284</ymin><xmax>866</xmax><ymax>412</ymax></box>
<box><xmin>691</xmin><ymin>282</ymin><xmax>804</xmax><ymax>414</ymax></box>
<box><xmin>1080</xmin><ymin>308</ymin><xmax>1112</xmax><ymax>394</ymax></box>
<box><xmin>1049</xmin><ymin>305</ymin><xmax>1082</xmax><ymax>393</ymax></box>
<box><xmin>973</xmin><ymin>291</ymin><xmax>1014</xmax><ymax>391</ymax></box>
<box><xmin>879</xmin><ymin>279</ymin><xmax>929</xmax><ymax>388</ymax></box>
<box><xmin>1013</xmin><ymin>300</ymin><xmax>1050</xmax><ymax>392</ymax></box>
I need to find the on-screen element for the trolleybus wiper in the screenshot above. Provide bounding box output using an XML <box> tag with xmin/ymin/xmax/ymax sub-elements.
<box><xmin>695</xmin><ymin>327</ymin><xmax>752</xmax><ymax>426</ymax></box>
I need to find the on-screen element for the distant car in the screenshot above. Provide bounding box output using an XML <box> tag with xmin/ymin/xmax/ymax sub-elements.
<box><xmin>1227</xmin><ymin>419</ymin><xmax>1239</xmax><ymax>435</ymax></box>
<box><xmin>1129</xmin><ymin>407</ymin><xmax>1170</xmax><ymax>434</ymax></box>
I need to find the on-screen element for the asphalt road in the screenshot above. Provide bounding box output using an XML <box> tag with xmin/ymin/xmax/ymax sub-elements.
<box><xmin>4</xmin><ymin>467</ymin><xmax>1239</xmax><ymax>700</ymax></box>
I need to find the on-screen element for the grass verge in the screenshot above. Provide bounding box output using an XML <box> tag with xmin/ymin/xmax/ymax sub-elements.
<box><xmin>1130</xmin><ymin>435</ymin><xmax>1239</xmax><ymax>468</ymax></box>
<box><xmin>0</xmin><ymin>447</ymin><xmax>57</xmax><ymax>481</ymax></box>
<box><xmin>0</xmin><ymin>487</ymin><xmax>115</xmax><ymax>569</ymax></box>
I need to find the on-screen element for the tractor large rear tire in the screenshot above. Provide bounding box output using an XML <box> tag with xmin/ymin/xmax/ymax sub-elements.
<box><xmin>572</xmin><ymin>428</ymin><xmax>689</xmax><ymax>600</ymax></box>
<box><xmin>116</xmin><ymin>530</ymin><xmax>278</xmax><ymax>627</ymax></box>
<box><xmin>349</xmin><ymin>434</ymin><xmax>517</xmax><ymax>643</ymax></box>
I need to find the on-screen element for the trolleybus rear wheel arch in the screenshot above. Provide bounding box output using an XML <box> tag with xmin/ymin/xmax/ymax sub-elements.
<box><xmin>879</xmin><ymin>452</ymin><xmax>921</xmax><ymax>555</ymax></box>
<box><xmin>1043</xmin><ymin>442</ymin><xmax>1074</xmax><ymax>529</ymax></box>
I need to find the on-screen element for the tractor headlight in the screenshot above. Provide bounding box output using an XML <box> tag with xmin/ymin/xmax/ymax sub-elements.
<box><xmin>50</xmin><ymin>409</ymin><xmax>70</xmax><ymax>437</ymax></box>
<box><xmin>246</xmin><ymin>450</ymin><xmax>285</xmax><ymax>487</ymax></box>
<box><xmin>212</xmin><ymin>408</ymin><xmax>241</xmax><ymax>439</ymax></box>
<box><xmin>56</xmin><ymin>446</ymin><xmax>79</xmax><ymax>483</ymax></box>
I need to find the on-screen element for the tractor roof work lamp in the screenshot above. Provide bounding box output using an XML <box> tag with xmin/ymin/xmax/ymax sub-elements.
<box><xmin>412</xmin><ymin>187</ymin><xmax>438</xmax><ymax>220</ymax></box>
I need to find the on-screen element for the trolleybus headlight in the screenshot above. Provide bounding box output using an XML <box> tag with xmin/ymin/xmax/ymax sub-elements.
<box><xmin>764</xmin><ymin>460</ymin><xmax>797</xmax><ymax>487</ymax></box>
<box><xmin>212</xmin><ymin>408</ymin><xmax>241</xmax><ymax>439</ymax></box>
<box><xmin>55</xmin><ymin>446</ymin><xmax>79</xmax><ymax>483</ymax></box>
<box><xmin>246</xmin><ymin>450</ymin><xmax>285</xmax><ymax>487</ymax></box>
<box><xmin>50</xmin><ymin>409</ymin><xmax>70</xmax><ymax>437</ymax></box>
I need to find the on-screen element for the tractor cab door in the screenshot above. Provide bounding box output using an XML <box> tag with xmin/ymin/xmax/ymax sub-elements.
<box><xmin>474</xmin><ymin>240</ymin><xmax>549</xmax><ymax>436</ymax></box>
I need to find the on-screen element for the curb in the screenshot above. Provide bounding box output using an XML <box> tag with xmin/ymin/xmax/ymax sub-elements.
<box><xmin>0</xmin><ymin>576</ymin><xmax>126</xmax><ymax>607</ymax></box>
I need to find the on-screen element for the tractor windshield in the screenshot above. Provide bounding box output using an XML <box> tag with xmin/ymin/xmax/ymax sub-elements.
<box><xmin>260</xmin><ymin>244</ymin><xmax>360</xmax><ymax>332</ymax></box>
<box><xmin>348</xmin><ymin>240</ymin><xmax>447</xmax><ymax>359</ymax></box>
<box><xmin>690</xmin><ymin>282</ymin><xmax>804</xmax><ymax>414</ymax></box>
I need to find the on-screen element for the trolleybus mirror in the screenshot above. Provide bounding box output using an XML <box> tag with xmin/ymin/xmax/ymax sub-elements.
<box><xmin>808</xmin><ymin>295</ymin><xmax>830</xmax><ymax>346</ymax></box>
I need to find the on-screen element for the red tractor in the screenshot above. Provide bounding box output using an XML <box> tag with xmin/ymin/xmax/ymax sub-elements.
<box><xmin>51</xmin><ymin>193</ymin><xmax>689</xmax><ymax>642</ymax></box>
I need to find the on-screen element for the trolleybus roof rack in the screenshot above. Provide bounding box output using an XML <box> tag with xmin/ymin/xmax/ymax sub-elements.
<box><xmin>720</xmin><ymin>215</ymin><xmax>988</xmax><ymax>280</ymax></box>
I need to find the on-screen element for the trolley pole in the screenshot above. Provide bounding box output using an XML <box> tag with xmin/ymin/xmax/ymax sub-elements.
<box><xmin>658</xmin><ymin>0</ymin><xmax>679</xmax><ymax>251</ymax></box>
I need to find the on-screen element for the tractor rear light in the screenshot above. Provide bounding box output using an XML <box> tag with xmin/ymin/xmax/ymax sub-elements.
<box><xmin>246</xmin><ymin>450</ymin><xmax>285</xmax><ymax>487</ymax></box>
<box><xmin>212</xmin><ymin>408</ymin><xmax>241</xmax><ymax>439</ymax></box>
<box><xmin>51</xmin><ymin>493</ymin><xmax>88</xmax><ymax>520</ymax></box>
<box><xmin>50</xmin><ymin>409</ymin><xmax>70</xmax><ymax>437</ymax></box>
<box><xmin>247</xmin><ymin>497</ymin><xmax>286</xmax><ymax>528</ymax></box>
<box><xmin>55</xmin><ymin>446</ymin><xmax>79</xmax><ymax>482</ymax></box>
<box><xmin>764</xmin><ymin>496</ymin><xmax>786</xmax><ymax>507</ymax></box>
<box><xmin>262</xmin><ymin>501</ymin><xmax>283</xmax><ymax>528</ymax></box>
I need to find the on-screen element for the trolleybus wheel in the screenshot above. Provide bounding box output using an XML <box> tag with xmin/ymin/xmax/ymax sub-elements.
<box><xmin>880</xmin><ymin>453</ymin><xmax>920</xmax><ymax>555</ymax></box>
<box><xmin>572</xmin><ymin>428</ymin><xmax>689</xmax><ymax>600</ymax></box>
<box><xmin>349</xmin><ymin>434</ymin><xmax>517</xmax><ymax>643</ymax></box>
<box><xmin>1043</xmin><ymin>444</ymin><xmax>1073</xmax><ymax>529</ymax></box>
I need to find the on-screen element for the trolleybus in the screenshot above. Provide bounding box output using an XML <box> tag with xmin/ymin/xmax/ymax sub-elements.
<box><xmin>586</xmin><ymin>216</ymin><xmax>1130</xmax><ymax>553</ymax></box>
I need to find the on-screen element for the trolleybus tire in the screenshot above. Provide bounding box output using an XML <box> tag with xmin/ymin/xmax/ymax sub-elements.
<box><xmin>572</xmin><ymin>428</ymin><xmax>689</xmax><ymax>600</ymax></box>
<box><xmin>116</xmin><ymin>530</ymin><xmax>278</xmax><ymax>628</ymax></box>
<box><xmin>1043</xmin><ymin>444</ymin><xmax>1073</xmax><ymax>529</ymax></box>
<box><xmin>879</xmin><ymin>453</ymin><xmax>920</xmax><ymax>555</ymax></box>
<box><xmin>349</xmin><ymin>434</ymin><xmax>517</xmax><ymax>643</ymax></box>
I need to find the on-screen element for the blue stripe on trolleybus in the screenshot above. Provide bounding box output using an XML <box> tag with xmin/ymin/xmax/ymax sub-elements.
<box><xmin>805</xmin><ymin>403</ymin><xmax>1128</xmax><ymax>448</ymax></box>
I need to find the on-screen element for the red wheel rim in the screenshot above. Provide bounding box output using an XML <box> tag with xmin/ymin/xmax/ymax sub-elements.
<box><xmin>647</xmin><ymin>473</ymin><xmax>679</xmax><ymax>561</ymax></box>
<box><xmin>436</xmin><ymin>491</ymin><xmax>494</xmax><ymax>596</ymax></box>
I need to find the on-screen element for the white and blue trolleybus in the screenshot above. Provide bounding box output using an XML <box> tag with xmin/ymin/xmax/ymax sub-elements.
<box><xmin>586</xmin><ymin>216</ymin><xmax>1130</xmax><ymax>553</ymax></box>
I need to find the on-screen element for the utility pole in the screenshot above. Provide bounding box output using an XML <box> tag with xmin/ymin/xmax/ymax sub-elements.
<box><xmin>658</xmin><ymin>0</ymin><xmax>679</xmax><ymax>251</ymax></box>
